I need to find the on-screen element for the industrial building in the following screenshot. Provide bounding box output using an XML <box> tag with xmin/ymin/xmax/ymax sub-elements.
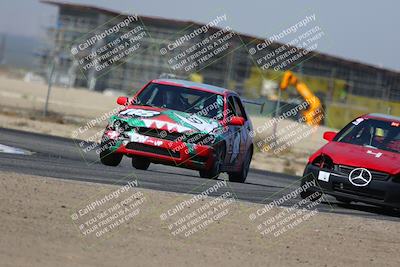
<box><xmin>38</xmin><ymin>0</ymin><xmax>400</xmax><ymax>105</ymax></box>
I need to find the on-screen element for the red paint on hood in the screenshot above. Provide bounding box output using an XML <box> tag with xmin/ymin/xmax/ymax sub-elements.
<box><xmin>321</xmin><ymin>142</ymin><xmax>400</xmax><ymax>175</ymax></box>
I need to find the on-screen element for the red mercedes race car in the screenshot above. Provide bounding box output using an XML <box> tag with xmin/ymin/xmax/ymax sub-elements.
<box><xmin>99</xmin><ymin>79</ymin><xmax>254</xmax><ymax>183</ymax></box>
<box><xmin>301</xmin><ymin>113</ymin><xmax>400</xmax><ymax>208</ymax></box>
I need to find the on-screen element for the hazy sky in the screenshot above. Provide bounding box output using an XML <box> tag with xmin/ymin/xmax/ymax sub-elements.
<box><xmin>0</xmin><ymin>0</ymin><xmax>399</xmax><ymax>71</ymax></box>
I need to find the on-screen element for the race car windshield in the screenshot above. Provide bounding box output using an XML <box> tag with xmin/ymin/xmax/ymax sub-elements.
<box><xmin>135</xmin><ymin>83</ymin><xmax>224</xmax><ymax>119</ymax></box>
<box><xmin>334</xmin><ymin>118</ymin><xmax>400</xmax><ymax>153</ymax></box>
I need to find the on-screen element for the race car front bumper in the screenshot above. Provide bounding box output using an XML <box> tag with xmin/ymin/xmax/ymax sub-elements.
<box><xmin>303</xmin><ymin>164</ymin><xmax>400</xmax><ymax>208</ymax></box>
<box><xmin>104</xmin><ymin>130</ymin><xmax>215</xmax><ymax>171</ymax></box>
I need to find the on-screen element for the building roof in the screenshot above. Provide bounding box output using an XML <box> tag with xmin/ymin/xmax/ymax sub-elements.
<box><xmin>40</xmin><ymin>0</ymin><xmax>400</xmax><ymax>75</ymax></box>
<box><xmin>152</xmin><ymin>78</ymin><xmax>233</xmax><ymax>95</ymax></box>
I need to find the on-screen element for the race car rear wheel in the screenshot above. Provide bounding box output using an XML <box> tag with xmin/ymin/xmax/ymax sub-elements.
<box><xmin>132</xmin><ymin>157</ymin><xmax>150</xmax><ymax>170</ymax></box>
<box><xmin>100</xmin><ymin>150</ymin><xmax>123</xmax><ymax>166</ymax></box>
<box><xmin>228</xmin><ymin>148</ymin><xmax>252</xmax><ymax>183</ymax></box>
<box><xmin>199</xmin><ymin>143</ymin><xmax>225</xmax><ymax>179</ymax></box>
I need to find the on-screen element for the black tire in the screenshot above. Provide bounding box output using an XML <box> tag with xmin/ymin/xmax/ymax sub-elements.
<box><xmin>100</xmin><ymin>149</ymin><xmax>123</xmax><ymax>166</ymax></box>
<box><xmin>199</xmin><ymin>143</ymin><xmax>225</xmax><ymax>179</ymax></box>
<box><xmin>228</xmin><ymin>148</ymin><xmax>252</xmax><ymax>183</ymax></box>
<box><xmin>300</xmin><ymin>174</ymin><xmax>322</xmax><ymax>201</ymax></box>
<box><xmin>132</xmin><ymin>157</ymin><xmax>150</xmax><ymax>170</ymax></box>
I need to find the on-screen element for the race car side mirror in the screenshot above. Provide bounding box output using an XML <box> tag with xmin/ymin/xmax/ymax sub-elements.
<box><xmin>323</xmin><ymin>131</ymin><xmax>337</xmax><ymax>142</ymax></box>
<box><xmin>229</xmin><ymin>116</ymin><xmax>245</xmax><ymax>126</ymax></box>
<box><xmin>117</xmin><ymin>96</ymin><xmax>128</xmax><ymax>106</ymax></box>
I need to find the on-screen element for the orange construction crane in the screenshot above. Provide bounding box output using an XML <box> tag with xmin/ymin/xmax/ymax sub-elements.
<box><xmin>279</xmin><ymin>71</ymin><xmax>323</xmax><ymax>126</ymax></box>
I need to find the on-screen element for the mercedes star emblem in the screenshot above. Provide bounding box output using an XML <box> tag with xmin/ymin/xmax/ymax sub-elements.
<box><xmin>348</xmin><ymin>168</ymin><xmax>372</xmax><ymax>187</ymax></box>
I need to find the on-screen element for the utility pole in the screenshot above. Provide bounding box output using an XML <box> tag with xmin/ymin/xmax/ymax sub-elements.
<box><xmin>43</xmin><ymin>61</ymin><xmax>55</xmax><ymax>117</ymax></box>
<box><xmin>43</xmin><ymin>18</ymin><xmax>63</xmax><ymax>117</ymax></box>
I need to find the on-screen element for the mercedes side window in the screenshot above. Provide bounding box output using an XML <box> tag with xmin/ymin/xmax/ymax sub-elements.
<box><xmin>233</xmin><ymin>96</ymin><xmax>248</xmax><ymax>120</ymax></box>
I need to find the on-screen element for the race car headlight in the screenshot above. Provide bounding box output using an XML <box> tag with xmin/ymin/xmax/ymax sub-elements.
<box><xmin>109</xmin><ymin>120</ymin><xmax>132</xmax><ymax>134</ymax></box>
<box><xmin>108</xmin><ymin>120</ymin><xmax>119</xmax><ymax>131</ymax></box>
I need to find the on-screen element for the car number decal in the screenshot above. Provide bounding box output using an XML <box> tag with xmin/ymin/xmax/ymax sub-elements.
<box><xmin>175</xmin><ymin>114</ymin><xmax>218</xmax><ymax>132</ymax></box>
<box><xmin>120</xmin><ymin>109</ymin><xmax>160</xmax><ymax>117</ymax></box>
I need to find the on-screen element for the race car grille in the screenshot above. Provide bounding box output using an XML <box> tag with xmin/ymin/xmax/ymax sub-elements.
<box><xmin>336</xmin><ymin>165</ymin><xmax>390</xmax><ymax>181</ymax></box>
<box><xmin>332</xmin><ymin>182</ymin><xmax>385</xmax><ymax>200</ymax></box>
<box><xmin>136</xmin><ymin>127</ymin><xmax>184</xmax><ymax>142</ymax></box>
<box><xmin>125</xmin><ymin>142</ymin><xmax>180</xmax><ymax>158</ymax></box>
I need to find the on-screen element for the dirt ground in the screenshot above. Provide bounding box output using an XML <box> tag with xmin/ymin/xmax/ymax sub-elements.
<box><xmin>0</xmin><ymin>171</ymin><xmax>399</xmax><ymax>267</ymax></box>
<box><xmin>0</xmin><ymin>75</ymin><xmax>333</xmax><ymax>175</ymax></box>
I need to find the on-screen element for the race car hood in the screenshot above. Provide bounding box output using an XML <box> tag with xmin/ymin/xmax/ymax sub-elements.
<box><xmin>320</xmin><ymin>142</ymin><xmax>400</xmax><ymax>175</ymax></box>
<box><xmin>112</xmin><ymin>105</ymin><xmax>222</xmax><ymax>134</ymax></box>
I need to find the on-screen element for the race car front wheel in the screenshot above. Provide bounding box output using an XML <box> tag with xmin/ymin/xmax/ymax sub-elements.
<box><xmin>199</xmin><ymin>143</ymin><xmax>225</xmax><ymax>179</ymax></box>
<box><xmin>132</xmin><ymin>157</ymin><xmax>150</xmax><ymax>170</ymax></box>
<box><xmin>100</xmin><ymin>150</ymin><xmax>123</xmax><ymax>166</ymax></box>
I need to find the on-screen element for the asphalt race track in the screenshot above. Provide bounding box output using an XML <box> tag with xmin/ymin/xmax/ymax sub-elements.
<box><xmin>0</xmin><ymin>127</ymin><xmax>399</xmax><ymax>222</ymax></box>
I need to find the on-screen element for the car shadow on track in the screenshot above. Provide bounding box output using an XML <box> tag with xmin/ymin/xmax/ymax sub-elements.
<box><xmin>149</xmin><ymin>169</ymin><xmax>287</xmax><ymax>188</ymax></box>
<box><xmin>241</xmin><ymin>181</ymin><xmax>286</xmax><ymax>190</ymax></box>
<box><xmin>147</xmin><ymin>169</ymin><xmax>286</xmax><ymax>190</ymax></box>
<box><xmin>147</xmin><ymin>169</ymin><xmax>200</xmax><ymax>179</ymax></box>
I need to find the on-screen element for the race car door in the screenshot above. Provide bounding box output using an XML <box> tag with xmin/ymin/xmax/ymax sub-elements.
<box><xmin>232</xmin><ymin>95</ymin><xmax>251</xmax><ymax>160</ymax></box>
<box><xmin>226</xmin><ymin>95</ymin><xmax>249</xmax><ymax>167</ymax></box>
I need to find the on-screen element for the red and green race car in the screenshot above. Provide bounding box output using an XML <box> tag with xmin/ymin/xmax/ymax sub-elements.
<box><xmin>99</xmin><ymin>79</ymin><xmax>254</xmax><ymax>183</ymax></box>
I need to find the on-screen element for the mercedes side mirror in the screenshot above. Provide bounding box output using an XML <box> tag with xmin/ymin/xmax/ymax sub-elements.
<box><xmin>323</xmin><ymin>131</ymin><xmax>337</xmax><ymax>142</ymax></box>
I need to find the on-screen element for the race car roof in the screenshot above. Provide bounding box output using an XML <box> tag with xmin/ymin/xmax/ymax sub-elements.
<box><xmin>151</xmin><ymin>79</ymin><xmax>235</xmax><ymax>95</ymax></box>
<box><xmin>364</xmin><ymin>113</ymin><xmax>400</xmax><ymax>122</ymax></box>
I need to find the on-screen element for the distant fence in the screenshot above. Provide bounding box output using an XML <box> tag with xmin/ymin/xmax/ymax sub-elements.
<box><xmin>244</xmin><ymin>95</ymin><xmax>400</xmax><ymax>130</ymax></box>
